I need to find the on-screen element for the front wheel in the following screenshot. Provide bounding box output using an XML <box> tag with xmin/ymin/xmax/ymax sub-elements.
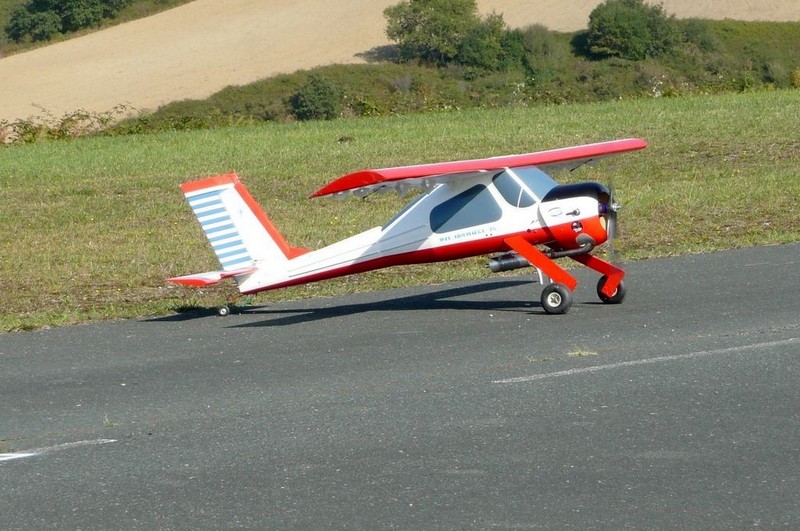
<box><xmin>541</xmin><ymin>283</ymin><xmax>573</xmax><ymax>314</ymax></box>
<box><xmin>597</xmin><ymin>276</ymin><xmax>626</xmax><ymax>304</ymax></box>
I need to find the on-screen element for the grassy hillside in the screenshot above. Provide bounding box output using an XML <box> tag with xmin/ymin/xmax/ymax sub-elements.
<box><xmin>1</xmin><ymin>89</ymin><xmax>798</xmax><ymax>332</ymax></box>
<box><xmin>112</xmin><ymin>19</ymin><xmax>800</xmax><ymax>133</ymax></box>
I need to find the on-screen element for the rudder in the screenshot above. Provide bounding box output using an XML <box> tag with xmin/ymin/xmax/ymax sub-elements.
<box><xmin>180</xmin><ymin>172</ymin><xmax>306</xmax><ymax>272</ymax></box>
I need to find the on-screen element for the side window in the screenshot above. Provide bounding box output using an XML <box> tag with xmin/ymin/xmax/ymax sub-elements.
<box><xmin>430</xmin><ymin>185</ymin><xmax>502</xmax><ymax>233</ymax></box>
<box><xmin>492</xmin><ymin>170</ymin><xmax>535</xmax><ymax>208</ymax></box>
<box><xmin>382</xmin><ymin>192</ymin><xmax>425</xmax><ymax>230</ymax></box>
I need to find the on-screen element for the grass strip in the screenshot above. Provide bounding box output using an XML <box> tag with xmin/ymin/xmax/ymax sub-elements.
<box><xmin>1</xmin><ymin>89</ymin><xmax>798</xmax><ymax>331</ymax></box>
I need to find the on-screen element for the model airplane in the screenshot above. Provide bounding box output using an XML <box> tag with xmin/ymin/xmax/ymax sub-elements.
<box><xmin>168</xmin><ymin>138</ymin><xmax>647</xmax><ymax>315</ymax></box>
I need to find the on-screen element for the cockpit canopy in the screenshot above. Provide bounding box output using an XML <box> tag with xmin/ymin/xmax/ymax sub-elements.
<box><xmin>427</xmin><ymin>166</ymin><xmax>558</xmax><ymax>234</ymax></box>
<box><xmin>492</xmin><ymin>166</ymin><xmax>558</xmax><ymax>207</ymax></box>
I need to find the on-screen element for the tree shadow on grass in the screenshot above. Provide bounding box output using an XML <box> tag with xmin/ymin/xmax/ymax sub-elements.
<box><xmin>356</xmin><ymin>44</ymin><xmax>400</xmax><ymax>63</ymax></box>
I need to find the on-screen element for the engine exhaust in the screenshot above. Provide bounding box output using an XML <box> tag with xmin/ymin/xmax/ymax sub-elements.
<box><xmin>488</xmin><ymin>253</ymin><xmax>531</xmax><ymax>273</ymax></box>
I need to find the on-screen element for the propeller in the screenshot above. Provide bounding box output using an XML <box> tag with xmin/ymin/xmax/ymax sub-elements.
<box><xmin>600</xmin><ymin>186</ymin><xmax>621</xmax><ymax>262</ymax></box>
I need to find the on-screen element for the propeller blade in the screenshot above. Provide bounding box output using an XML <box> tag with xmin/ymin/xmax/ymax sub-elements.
<box><xmin>608</xmin><ymin>198</ymin><xmax>620</xmax><ymax>239</ymax></box>
<box><xmin>605</xmin><ymin>187</ymin><xmax>621</xmax><ymax>261</ymax></box>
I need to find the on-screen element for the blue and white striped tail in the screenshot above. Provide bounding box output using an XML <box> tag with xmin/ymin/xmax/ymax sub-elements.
<box><xmin>169</xmin><ymin>173</ymin><xmax>307</xmax><ymax>290</ymax></box>
<box><xmin>187</xmin><ymin>187</ymin><xmax>254</xmax><ymax>271</ymax></box>
<box><xmin>180</xmin><ymin>172</ymin><xmax>301</xmax><ymax>271</ymax></box>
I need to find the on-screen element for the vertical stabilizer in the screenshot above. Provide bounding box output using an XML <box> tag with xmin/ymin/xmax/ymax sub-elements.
<box><xmin>179</xmin><ymin>172</ymin><xmax>307</xmax><ymax>273</ymax></box>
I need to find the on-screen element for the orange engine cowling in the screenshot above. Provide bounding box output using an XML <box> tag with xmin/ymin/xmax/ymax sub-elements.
<box><xmin>539</xmin><ymin>182</ymin><xmax>614</xmax><ymax>255</ymax></box>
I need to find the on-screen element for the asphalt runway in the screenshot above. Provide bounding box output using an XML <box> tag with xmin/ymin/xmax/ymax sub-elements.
<box><xmin>2</xmin><ymin>244</ymin><xmax>798</xmax><ymax>529</ymax></box>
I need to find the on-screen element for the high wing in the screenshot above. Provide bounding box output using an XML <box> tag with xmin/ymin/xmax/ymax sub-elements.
<box><xmin>312</xmin><ymin>138</ymin><xmax>647</xmax><ymax>198</ymax></box>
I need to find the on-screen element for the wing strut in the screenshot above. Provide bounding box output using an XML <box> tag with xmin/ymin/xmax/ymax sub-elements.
<box><xmin>504</xmin><ymin>236</ymin><xmax>578</xmax><ymax>291</ymax></box>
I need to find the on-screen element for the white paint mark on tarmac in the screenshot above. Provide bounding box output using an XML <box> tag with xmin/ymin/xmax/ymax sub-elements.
<box><xmin>0</xmin><ymin>438</ymin><xmax>117</xmax><ymax>462</ymax></box>
<box><xmin>0</xmin><ymin>453</ymin><xmax>37</xmax><ymax>462</ymax></box>
<box><xmin>493</xmin><ymin>338</ymin><xmax>797</xmax><ymax>384</ymax></box>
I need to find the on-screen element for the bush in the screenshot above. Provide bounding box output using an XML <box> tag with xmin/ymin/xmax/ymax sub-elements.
<box><xmin>289</xmin><ymin>74</ymin><xmax>341</xmax><ymax>120</ymax></box>
<box><xmin>1</xmin><ymin>105</ymin><xmax>130</xmax><ymax>144</ymax></box>
<box><xmin>681</xmin><ymin>18</ymin><xmax>720</xmax><ymax>52</ymax></box>
<box><xmin>522</xmin><ymin>24</ymin><xmax>571</xmax><ymax>83</ymax></box>
<box><xmin>522</xmin><ymin>24</ymin><xmax>562</xmax><ymax>58</ymax></box>
<box><xmin>587</xmin><ymin>0</ymin><xmax>682</xmax><ymax>60</ymax></box>
<box><xmin>791</xmin><ymin>69</ymin><xmax>800</xmax><ymax>89</ymax></box>
<box><xmin>456</xmin><ymin>13</ymin><xmax>505</xmax><ymax>72</ymax></box>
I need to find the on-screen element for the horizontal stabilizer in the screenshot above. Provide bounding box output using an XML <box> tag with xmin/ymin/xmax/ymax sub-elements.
<box><xmin>167</xmin><ymin>267</ymin><xmax>257</xmax><ymax>287</ymax></box>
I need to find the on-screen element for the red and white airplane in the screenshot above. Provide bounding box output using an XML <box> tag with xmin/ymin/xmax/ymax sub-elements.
<box><xmin>168</xmin><ymin>138</ymin><xmax>646</xmax><ymax>315</ymax></box>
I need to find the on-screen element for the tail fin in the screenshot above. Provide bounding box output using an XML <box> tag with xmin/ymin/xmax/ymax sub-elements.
<box><xmin>169</xmin><ymin>172</ymin><xmax>307</xmax><ymax>287</ymax></box>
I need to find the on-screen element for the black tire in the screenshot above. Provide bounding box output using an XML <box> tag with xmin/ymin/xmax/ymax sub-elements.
<box><xmin>596</xmin><ymin>276</ymin><xmax>626</xmax><ymax>304</ymax></box>
<box><xmin>541</xmin><ymin>283</ymin><xmax>573</xmax><ymax>314</ymax></box>
<box><xmin>217</xmin><ymin>305</ymin><xmax>231</xmax><ymax>317</ymax></box>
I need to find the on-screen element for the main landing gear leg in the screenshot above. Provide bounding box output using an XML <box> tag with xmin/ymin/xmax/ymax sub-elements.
<box><xmin>571</xmin><ymin>254</ymin><xmax>626</xmax><ymax>304</ymax></box>
<box><xmin>504</xmin><ymin>236</ymin><xmax>578</xmax><ymax>314</ymax></box>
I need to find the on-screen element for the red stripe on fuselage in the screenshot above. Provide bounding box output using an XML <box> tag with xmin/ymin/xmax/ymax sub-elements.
<box><xmin>240</xmin><ymin>228</ymin><xmax>552</xmax><ymax>295</ymax></box>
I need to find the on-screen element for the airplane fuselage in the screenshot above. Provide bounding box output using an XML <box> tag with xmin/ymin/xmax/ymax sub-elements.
<box><xmin>236</xmin><ymin>167</ymin><xmax>610</xmax><ymax>295</ymax></box>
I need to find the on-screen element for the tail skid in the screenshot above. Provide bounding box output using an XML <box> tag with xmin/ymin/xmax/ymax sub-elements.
<box><xmin>168</xmin><ymin>173</ymin><xmax>307</xmax><ymax>289</ymax></box>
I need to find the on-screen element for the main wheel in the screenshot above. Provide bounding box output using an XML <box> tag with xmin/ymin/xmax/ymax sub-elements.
<box><xmin>541</xmin><ymin>283</ymin><xmax>573</xmax><ymax>314</ymax></box>
<box><xmin>596</xmin><ymin>276</ymin><xmax>626</xmax><ymax>304</ymax></box>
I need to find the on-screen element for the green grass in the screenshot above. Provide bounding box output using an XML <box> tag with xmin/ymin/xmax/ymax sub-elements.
<box><xmin>1</xmin><ymin>89</ymin><xmax>799</xmax><ymax>332</ymax></box>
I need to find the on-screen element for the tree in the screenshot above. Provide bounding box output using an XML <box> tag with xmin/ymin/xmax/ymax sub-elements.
<box><xmin>455</xmin><ymin>13</ymin><xmax>506</xmax><ymax>71</ymax></box>
<box><xmin>587</xmin><ymin>0</ymin><xmax>681</xmax><ymax>60</ymax></box>
<box><xmin>54</xmin><ymin>0</ymin><xmax>107</xmax><ymax>32</ymax></box>
<box><xmin>6</xmin><ymin>8</ymin><xmax>61</xmax><ymax>42</ymax></box>
<box><xmin>384</xmin><ymin>0</ymin><xmax>481</xmax><ymax>66</ymax></box>
<box><xmin>5</xmin><ymin>0</ymin><xmax>133</xmax><ymax>43</ymax></box>
<box><xmin>384</xmin><ymin>0</ymin><xmax>523</xmax><ymax>72</ymax></box>
<box><xmin>290</xmin><ymin>74</ymin><xmax>341</xmax><ymax>121</ymax></box>
<box><xmin>456</xmin><ymin>15</ymin><xmax>527</xmax><ymax>72</ymax></box>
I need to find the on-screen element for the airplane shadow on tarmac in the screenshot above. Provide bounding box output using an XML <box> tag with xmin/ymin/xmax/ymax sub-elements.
<box><xmin>148</xmin><ymin>279</ymin><xmax>547</xmax><ymax>328</ymax></box>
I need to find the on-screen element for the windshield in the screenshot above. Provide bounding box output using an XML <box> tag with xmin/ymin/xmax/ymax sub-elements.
<box><xmin>492</xmin><ymin>170</ymin><xmax>535</xmax><ymax>208</ymax></box>
<box><xmin>509</xmin><ymin>166</ymin><xmax>558</xmax><ymax>201</ymax></box>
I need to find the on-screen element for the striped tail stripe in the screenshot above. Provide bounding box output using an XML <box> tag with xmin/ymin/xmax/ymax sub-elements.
<box><xmin>187</xmin><ymin>188</ymin><xmax>253</xmax><ymax>271</ymax></box>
